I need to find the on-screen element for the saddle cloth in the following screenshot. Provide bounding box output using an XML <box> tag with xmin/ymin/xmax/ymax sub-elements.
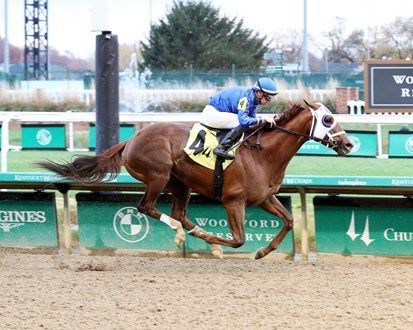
<box><xmin>183</xmin><ymin>123</ymin><xmax>238</xmax><ymax>170</ymax></box>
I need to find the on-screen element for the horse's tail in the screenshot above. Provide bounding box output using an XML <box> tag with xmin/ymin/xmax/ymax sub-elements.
<box><xmin>35</xmin><ymin>141</ymin><xmax>127</xmax><ymax>182</ymax></box>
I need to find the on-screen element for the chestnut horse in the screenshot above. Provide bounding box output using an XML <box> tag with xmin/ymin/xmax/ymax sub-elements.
<box><xmin>36</xmin><ymin>101</ymin><xmax>353</xmax><ymax>259</ymax></box>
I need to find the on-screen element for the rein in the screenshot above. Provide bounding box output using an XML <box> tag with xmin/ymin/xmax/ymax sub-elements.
<box><xmin>232</xmin><ymin>108</ymin><xmax>347</xmax><ymax>152</ymax></box>
<box><xmin>242</xmin><ymin>123</ymin><xmax>343</xmax><ymax>150</ymax></box>
<box><xmin>271</xmin><ymin>124</ymin><xmax>339</xmax><ymax>147</ymax></box>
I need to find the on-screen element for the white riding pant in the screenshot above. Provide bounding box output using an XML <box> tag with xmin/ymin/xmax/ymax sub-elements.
<box><xmin>200</xmin><ymin>105</ymin><xmax>239</xmax><ymax>129</ymax></box>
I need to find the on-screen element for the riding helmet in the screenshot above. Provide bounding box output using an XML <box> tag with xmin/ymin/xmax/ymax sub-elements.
<box><xmin>252</xmin><ymin>77</ymin><xmax>278</xmax><ymax>95</ymax></box>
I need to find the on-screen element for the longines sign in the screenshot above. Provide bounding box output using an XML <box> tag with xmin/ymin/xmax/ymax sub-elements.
<box><xmin>364</xmin><ymin>60</ymin><xmax>413</xmax><ymax>113</ymax></box>
<box><xmin>0</xmin><ymin>192</ymin><xmax>59</xmax><ymax>248</ymax></box>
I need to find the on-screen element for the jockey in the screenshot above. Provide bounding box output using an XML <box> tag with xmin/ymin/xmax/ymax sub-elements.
<box><xmin>200</xmin><ymin>77</ymin><xmax>279</xmax><ymax>160</ymax></box>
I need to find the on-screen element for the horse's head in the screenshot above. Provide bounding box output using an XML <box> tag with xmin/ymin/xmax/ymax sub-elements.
<box><xmin>303</xmin><ymin>100</ymin><xmax>353</xmax><ymax>156</ymax></box>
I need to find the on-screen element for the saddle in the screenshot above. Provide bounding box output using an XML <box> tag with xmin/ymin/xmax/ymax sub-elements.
<box><xmin>184</xmin><ymin>123</ymin><xmax>264</xmax><ymax>200</ymax></box>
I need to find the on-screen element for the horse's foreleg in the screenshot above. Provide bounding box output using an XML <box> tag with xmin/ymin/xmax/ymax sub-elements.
<box><xmin>172</xmin><ymin>196</ymin><xmax>247</xmax><ymax>254</ymax></box>
<box><xmin>255</xmin><ymin>195</ymin><xmax>293</xmax><ymax>259</ymax></box>
<box><xmin>188</xmin><ymin>203</ymin><xmax>246</xmax><ymax>250</ymax></box>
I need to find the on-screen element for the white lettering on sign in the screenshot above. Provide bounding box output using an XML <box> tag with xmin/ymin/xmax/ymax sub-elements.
<box><xmin>401</xmin><ymin>88</ymin><xmax>413</xmax><ymax>97</ymax></box>
<box><xmin>194</xmin><ymin>218</ymin><xmax>280</xmax><ymax>229</ymax></box>
<box><xmin>337</xmin><ymin>179</ymin><xmax>367</xmax><ymax>186</ymax></box>
<box><xmin>384</xmin><ymin>228</ymin><xmax>413</xmax><ymax>242</ymax></box>
<box><xmin>216</xmin><ymin>232</ymin><xmax>276</xmax><ymax>242</ymax></box>
<box><xmin>391</xmin><ymin>179</ymin><xmax>413</xmax><ymax>186</ymax></box>
<box><xmin>193</xmin><ymin>217</ymin><xmax>281</xmax><ymax>243</ymax></box>
<box><xmin>284</xmin><ymin>178</ymin><xmax>313</xmax><ymax>185</ymax></box>
<box><xmin>302</xmin><ymin>144</ymin><xmax>320</xmax><ymax>150</ymax></box>
<box><xmin>393</xmin><ymin>75</ymin><xmax>413</xmax><ymax>84</ymax></box>
<box><xmin>0</xmin><ymin>211</ymin><xmax>46</xmax><ymax>223</ymax></box>
<box><xmin>14</xmin><ymin>174</ymin><xmax>61</xmax><ymax>182</ymax></box>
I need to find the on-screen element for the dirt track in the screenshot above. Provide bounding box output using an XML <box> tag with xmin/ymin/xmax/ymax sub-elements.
<box><xmin>0</xmin><ymin>251</ymin><xmax>412</xmax><ymax>329</ymax></box>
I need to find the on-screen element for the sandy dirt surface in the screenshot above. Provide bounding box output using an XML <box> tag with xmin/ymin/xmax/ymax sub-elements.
<box><xmin>0</xmin><ymin>251</ymin><xmax>412</xmax><ymax>330</ymax></box>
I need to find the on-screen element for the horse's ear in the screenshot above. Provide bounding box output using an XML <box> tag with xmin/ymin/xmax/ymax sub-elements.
<box><xmin>303</xmin><ymin>99</ymin><xmax>312</xmax><ymax>108</ymax></box>
<box><xmin>303</xmin><ymin>99</ymin><xmax>320</xmax><ymax>110</ymax></box>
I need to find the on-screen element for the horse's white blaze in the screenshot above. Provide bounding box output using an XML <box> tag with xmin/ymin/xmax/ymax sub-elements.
<box><xmin>329</xmin><ymin>130</ymin><xmax>346</xmax><ymax>138</ymax></box>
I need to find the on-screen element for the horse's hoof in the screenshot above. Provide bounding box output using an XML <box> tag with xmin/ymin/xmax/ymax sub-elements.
<box><xmin>255</xmin><ymin>248</ymin><xmax>266</xmax><ymax>260</ymax></box>
<box><xmin>211</xmin><ymin>244</ymin><xmax>223</xmax><ymax>259</ymax></box>
<box><xmin>174</xmin><ymin>231</ymin><xmax>186</xmax><ymax>248</ymax></box>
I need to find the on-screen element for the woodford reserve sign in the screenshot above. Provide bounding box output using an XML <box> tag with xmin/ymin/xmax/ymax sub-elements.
<box><xmin>364</xmin><ymin>60</ymin><xmax>413</xmax><ymax>113</ymax></box>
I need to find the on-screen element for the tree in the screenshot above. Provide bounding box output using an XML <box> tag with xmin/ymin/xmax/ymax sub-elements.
<box><xmin>319</xmin><ymin>16</ymin><xmax>413</xmax><ymax>64</ymax></box>
<box><xmin>140</xmin><ymin>1</ymin><xmax>269</xmax><ymax>70</ymax></box>
<box><xmin>375</xmin><ymin>17</ymin><xmax>413</xmax><ymax>60</ymax></box>
<box><xmin>322</xmin><ymin>17</ymin><xmax>357</xmax><ymax>63</ymax></box>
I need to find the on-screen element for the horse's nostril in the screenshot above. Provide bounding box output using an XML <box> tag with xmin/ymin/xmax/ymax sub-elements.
<box><xmin>346</xmin><ymin>142</ymin><xmax>354</xmax><ymax>149</ymax></box>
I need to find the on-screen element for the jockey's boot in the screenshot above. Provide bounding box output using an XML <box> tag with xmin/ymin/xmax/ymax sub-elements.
<box><xmin>213</xmin><ymin>125</ymin><xmax>246</xmax><ymax>160</ymax></box>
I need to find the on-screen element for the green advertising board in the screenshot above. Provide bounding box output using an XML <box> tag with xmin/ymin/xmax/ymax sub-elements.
<box><xmin>314</xmin><ymin>196</ymin><xmax>413</xmax><ymax>257</ymax></box>
<box><xmin>0</xmin><ymin>192</ymin><xmax>59</xmax><ymax>248</ymax></box>
<box><xmin>298</xmin><ymin>130</ymin><xmax>377</xmax><ymax>157</ymax></box>
<box><xmin>388</xmin><ymin>131</ymin><xmax>413</xmax><ymax>158</ymax></box>
<box><xmin>89</xmin><ymin>124</ymin><xmax>135</xmax><ymax>150</ymax></box>
<box><xmin>76</xmin><ymin>193</ymin><xmax>294</xmax><ymax>255</ymax></box>
<box><xmin>184</xmin><ymin>195</ymin><xmax>294</xmax><ymax>254</ymax></box>
<box><xmin>21</xmin><ymin>124</ymin><xmax>66</xmax><ymax>149</ymax></box>
<box><xmin>76</xmin><ymin>193</ymin><xmax>179</xmax><ymax>251</ymax></box>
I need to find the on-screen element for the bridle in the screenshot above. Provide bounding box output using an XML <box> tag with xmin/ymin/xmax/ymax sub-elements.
<box><xmin>271</xmin><ymin>124</ymin><xmax>340</xmax><ymax>148</ymax></box>
<box><xmin>243</xmin><ymin>105</ymin><xmax>346</xmax><ymax>150</ymax></box>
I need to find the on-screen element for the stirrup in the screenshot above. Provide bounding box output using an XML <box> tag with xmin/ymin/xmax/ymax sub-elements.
<box><xmin>213</xmin><ymin>147</ymin><xmax>235</xmax><ymax>160</ymax></box>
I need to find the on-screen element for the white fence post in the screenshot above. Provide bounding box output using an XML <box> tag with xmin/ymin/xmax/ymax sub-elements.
<box><xmin>67</xmin><ymin>111</ymin><xmax>74</xmax><ymax>151</ymax></box>
<box><xmin>347</xmin><ymin>100</ymin><xmax>364</xmax><ymax>115</ymax></box>
<box><xmin>1</xmin><ymin>116</ymin><xmax>10</xmax><ymax>172</ymax></box>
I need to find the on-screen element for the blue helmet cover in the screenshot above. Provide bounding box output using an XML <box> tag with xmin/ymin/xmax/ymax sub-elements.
<box><xmin>253</xmin><ymin>77</ymin><xmax>278</xmax><ymax>95</ymax></box>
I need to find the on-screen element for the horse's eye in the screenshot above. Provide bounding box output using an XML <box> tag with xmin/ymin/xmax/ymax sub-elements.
<box><xmin>322</xmin><ymin>115</ymin><xmax>334</xmax><ymax>127</ymax></box>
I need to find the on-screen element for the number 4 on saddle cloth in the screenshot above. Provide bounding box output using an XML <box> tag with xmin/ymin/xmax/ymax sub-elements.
<box><xmin>184</xmin><ymin>122</ymin><xmax>240</xmax><ymax>170</ymax></box>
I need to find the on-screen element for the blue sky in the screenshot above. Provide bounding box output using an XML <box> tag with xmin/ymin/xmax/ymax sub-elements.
<box><xmin>1</xmin><ymin>0</ymin><xmax>412</xmax><ymax>59</ymax></box>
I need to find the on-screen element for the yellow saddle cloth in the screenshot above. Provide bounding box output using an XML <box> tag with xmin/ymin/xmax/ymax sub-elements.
<box><xmin>183</xmin><ymin>123</ymin><xmax>238</xmax><ymax>170</ymax></box>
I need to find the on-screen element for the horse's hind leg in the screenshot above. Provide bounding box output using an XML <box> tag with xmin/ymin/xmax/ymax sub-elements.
<box><xmin>137</xmin><ymin>177</ymin><xmax>185</xmax><ymax>247</ymax></box>
<box><xmin>167</xmin><ymin>177</ymin><xmax>223</xmax><ymax>258</ymax></box>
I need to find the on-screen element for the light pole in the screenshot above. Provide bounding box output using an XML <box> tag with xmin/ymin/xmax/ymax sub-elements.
<box><xmin>3</xmin><ymin>0</ymin><xmax>9</xmax><ymax>73</ymax></box>
<box><xmin>302</xmin><ymin>0</ymin><xmax>309</xmax><ymax>73</ymax></box>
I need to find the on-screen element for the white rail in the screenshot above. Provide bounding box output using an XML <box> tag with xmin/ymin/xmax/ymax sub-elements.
<box><xmin>347</xmin><ymin>100</ymin><xmax>413</xmax><ymax>116</ymax></box>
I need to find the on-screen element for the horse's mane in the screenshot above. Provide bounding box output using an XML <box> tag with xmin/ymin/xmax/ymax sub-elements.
<box><xmin>244</xmin><ymin>103</ymin><xmax>307</xmax><ymax>141</ymax></box>
<box><xmin>276</xmin><ymin>103</ymin><xmax>306</xmax><ymax>126</ymax></box>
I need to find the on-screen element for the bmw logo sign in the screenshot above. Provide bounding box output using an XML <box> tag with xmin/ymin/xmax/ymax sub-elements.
<box><xmin>113</xmin><ymin>207</ymin><xmax>149</xmax><ymax>243</ymax></box>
